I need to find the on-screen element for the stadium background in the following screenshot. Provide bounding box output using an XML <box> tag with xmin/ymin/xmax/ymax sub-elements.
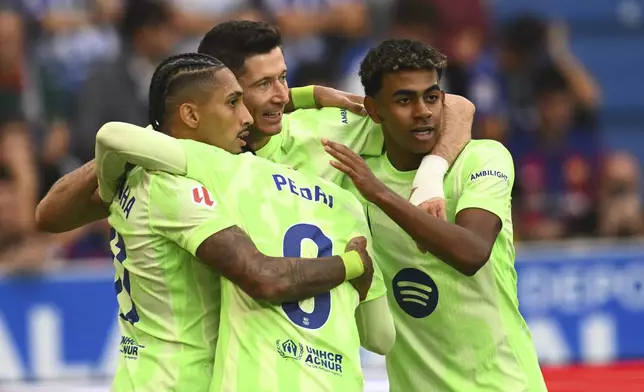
<box><xmin>0</xmin><ymin>0</ymin><xmax>643</xmax><ymax>391</ymax></box>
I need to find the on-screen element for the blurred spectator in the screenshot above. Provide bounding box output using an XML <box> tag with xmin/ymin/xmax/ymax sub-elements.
<box><xmin>340</xmin><ymin>0</ymin><xmax>439</xmax><ymax>94</ymax></box>
<box><xmin>260</xmin><ymin>0</ymin><xmax>369</xmax><ymax>86</ymax></box>
<box><xmin>598</xmin><ymin>152</ymin><xmax>643</xmax><ymax>237</ymax></box>
<box><xmin>469</xmin><ymin>16</ymin><xmax>601</xmax><ymax>143</ymax></box>
<box><xmin>428</xmin><ymin>0</ymin><xmax>489</xmax><ymax>97</ymax></box>
<box><xmin>73</xmin><ymin>0</ymin><xmax>178</xmax><ymax>163</ymax></box>
<box><xmin>0</xmin><ymin>10</ymin><xmax>38</xmax><ymax>235</ymax></box>
<box><xmin>173</xmin><ymin>0</ymin><xmax>262</xmax><ymax>52</ymax></box>
<box><xmin>511</xmin><ymin>67</ymin><xmax>601</xmax><ymax>240</ymax></box>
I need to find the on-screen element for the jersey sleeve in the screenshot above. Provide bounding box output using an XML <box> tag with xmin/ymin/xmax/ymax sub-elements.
<box><xmin>358</xmin><ymin>119</ymin><xmax>385</xmax><ymax>157</ymax></box>
<box><xmin>455</xmin><ymin>141</ymin><xmax>515</xmax><ymax>222</ymax></box>
<box><xmin>346</xmin><ymin>198</ymin><xmax>386</xmax><ymax>303</ymax></box>
<box><xmin>147</xmin><ymin>171</ymin><xmax>237</xmax><ymax>256</ymax></box>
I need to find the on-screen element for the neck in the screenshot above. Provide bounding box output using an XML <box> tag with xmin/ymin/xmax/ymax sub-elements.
<box><xmin>246</xmin><ymin>127</ymin><xmax>272</xmax><ymax>151</ymax></box>
<box><xmin>386</xmin><ymin>147</ymin><xmax>424</xmax><ymax>172</ymax></box>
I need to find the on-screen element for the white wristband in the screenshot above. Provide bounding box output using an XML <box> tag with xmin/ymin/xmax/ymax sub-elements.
<box><xmin>410</xmin><ymin>155</ymin><xmax>448</xmax><ymax>206</ymax></box>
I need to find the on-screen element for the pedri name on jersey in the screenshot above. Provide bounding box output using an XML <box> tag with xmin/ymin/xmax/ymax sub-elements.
<box><xmin>276</xmin><ymin>339</ymin><xmax>343</xmax><ymax>375</ymax></box>
<box><xmin>272</xmin><ymin>174</ymin><xmax>334</xmax><ymax>209</ymax></box>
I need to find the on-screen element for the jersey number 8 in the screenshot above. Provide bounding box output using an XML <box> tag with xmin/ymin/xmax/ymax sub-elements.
<box><xmin>281</xmin><ymin>223</ymin><xmax>332</xmax><ymax>330</ymax></box>
<box><xmin>110</xmin><ymin>228</ymin><xmax>140</xmax><ymax>325</ymax></box>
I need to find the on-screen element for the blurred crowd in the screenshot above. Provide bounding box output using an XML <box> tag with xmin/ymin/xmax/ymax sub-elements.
<box><xmin>0</xmin><ymin>0</ymin><xmax>642</xmax><ymax>273</ymax></box>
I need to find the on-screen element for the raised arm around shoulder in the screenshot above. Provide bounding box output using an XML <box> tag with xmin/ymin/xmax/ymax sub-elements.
<box><xmin>35</xmin><ymin>160</ymin><xmax>108</xmax><ymax>233</ymax></box>
<box><xmin>196</xmin><ymin>226</ymin><xmax>348</xmax><ymax>302</ymax></box>
<box><xmin>355</xmin><ymin>295</ymin><xmax>395</xmax><ymax>355</ymax></box>
<box><xmin>95</xmin><ymin>122</ymin><xmax>187</xmax><ymax>202</ymax></box>
<box><xmin>432</xmin><ymin>94</ymin><xmax>474</xmax><ymax>165</ymax></box>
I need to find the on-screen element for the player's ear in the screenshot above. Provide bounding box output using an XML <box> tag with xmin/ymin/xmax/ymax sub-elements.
<box><xmin>364</xmin><ymin>96</ymin><xmax>382</xmax><ymax>124</ymax></box>
<box><xmin>179</xmin><ymin>102</ymin><xmax>200</xmax><ymax>129</ymax></box>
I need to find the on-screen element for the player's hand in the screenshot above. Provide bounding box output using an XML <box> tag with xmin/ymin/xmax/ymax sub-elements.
<box><xmin>323</xmin><ymin>139</ymin><xmax>388</xmax><ymax>203</ymax></box>
<box><xmin>417</xmin><ymin>197</ymin><xmax>447</xmax><ymax>221</ymax></box>
<box><xmin>345</xmin><ymin>236</ymin><xmax>373</xmax><ymax>301</ymax></box>
<box><xmin>314</xmin><ymin>86</ymin><xmax>367</xmax><ymax>116</ymax></box>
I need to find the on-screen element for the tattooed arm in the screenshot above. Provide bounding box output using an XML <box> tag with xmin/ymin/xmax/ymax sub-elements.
<box><xmin>197</xmin><ymin>226</ymin><xmax>366</xmax><ymax>302</ymax></box>
<box><xmin>35</xmin><ymin>160</ymin><xmax>108</xmax><ymax>232</ymax></box>
<box><xmin>148</xmin><ymin>171</ymin><xmax>372</xmax><ymax>302</ymax></box>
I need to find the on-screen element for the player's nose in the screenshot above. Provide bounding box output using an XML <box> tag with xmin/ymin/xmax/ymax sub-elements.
<box><xmin>272</xmin><ymin>80</ymin><xmax>290</xmax><ymax>105</ymax></box>
<box><xmin>413</xmin><ymin>101</ymin><xmax>432</xmax><ymax>119</ymax></box>
<box><xmin>240</xmin><ymin>102</ymin><xmax>254</xmax><ymax>126</ymax></box>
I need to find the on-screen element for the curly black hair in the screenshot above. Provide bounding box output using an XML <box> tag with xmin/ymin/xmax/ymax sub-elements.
<box><xmin>148</xmin><ymin>53</ymin><xmax>226</xmax><ymax>133</ymax></box>
<box><xmin>359</xmin><ymin>39</ymin><xmax>447</xmax><ymax>97</ymax></box>
<box><xmin>198</xmin><ymin>21</ymin><xmax>282</xmax><ymax>75</ymax></box>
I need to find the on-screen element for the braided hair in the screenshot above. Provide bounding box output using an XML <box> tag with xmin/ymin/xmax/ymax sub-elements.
<box><xmin>148</xmin><ymin>53</ymin><xmax>226</xmax><ymax>133</ymax></box>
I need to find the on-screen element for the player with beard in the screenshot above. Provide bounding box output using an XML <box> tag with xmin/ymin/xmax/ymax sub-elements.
<box><xmin>323</xmin><ymin>39</ymin><xmax>546</xmax><ymax>392</ymax></box>
<box><xmin>97</xmin><ymin>52</ymin><xmax>390</xmax><ymax>392</ymax></box>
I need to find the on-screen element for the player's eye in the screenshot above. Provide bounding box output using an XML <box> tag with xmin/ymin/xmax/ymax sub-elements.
<box><xmin>229</xmin><ymin>98</ymin><xmax>238</xmax><ymax>107</ymax></box>
<box><xmin>425</xmin><ymin>94</ymin><xmax>439</xmax><ymax>103</ymax></box>
<box><xmin>279</xmin><ymin>73</ymin><xmax>287</xmax><ymax>82</ymax></box>
<box><xmin>258</xmin><ymin>80</ymin><xmax>270</xmax><ymax>89</ymax></box>
<box><xmin>396</xmin><ymin>97</ymin><xmax>411</xmax><ymax>105</ymax></box>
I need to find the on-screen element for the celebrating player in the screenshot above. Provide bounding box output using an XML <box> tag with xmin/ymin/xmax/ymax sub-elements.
<box><xmin>35</xmin><ymin>21</ymin><xmax>475</xmax><ymax>233</ymax></box>
<box><xmin>196</xmin><ymin>21</ymin><xmax>474</xmax><ymax>215</ymax></box>
<box><xmin>324</xmin><ymin>39</ymin><xmax>547</xmax><ymax>391</ymax></box>
<box><xmin>96</xmin><ymin>53</ymin><xmax>391</xmax><ymax>392</ymax></box>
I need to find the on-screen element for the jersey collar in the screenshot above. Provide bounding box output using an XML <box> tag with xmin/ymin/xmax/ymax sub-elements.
<box><xmin>255</xmin><ymin>132</ymin><xmax>282</xmax><ymax>161</ymax></box>
<box><xmin>380</xmin><ymin>153</ymin><xmax>417</xmax><ymax>184</ymax></box>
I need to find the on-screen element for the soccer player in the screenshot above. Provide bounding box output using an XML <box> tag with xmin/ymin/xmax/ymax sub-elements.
<box><xmin>196</xmin><ymin>21</ymin><xmax>474</xmax><ymax>217</ymax></box>
<box><xmin>35</xmin><ymin>21</ymin><xmax>474</xmax><ymax>234</ymax></box>
<box><xmin>324</xmin><ymin>39</ymin><xmax>547</xmax><ymax>391</ymax></box>
<box><xmin>99</xmin><ymin>121</ymin><xmax>392</xmax><ymax>391</ymax></box>
<box><xmin>96</xmin><ymin>53</ymin><xmax>386</xmax><ymax>392</ymax></box>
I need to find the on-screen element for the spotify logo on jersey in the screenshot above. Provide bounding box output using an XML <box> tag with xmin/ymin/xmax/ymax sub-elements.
<box><xmin>392</xmin><ymin>268</ymin><xmax>439</xmax><ymax>318</ymax></box>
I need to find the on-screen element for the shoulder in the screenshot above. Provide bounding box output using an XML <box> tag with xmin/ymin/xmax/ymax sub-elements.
<box><xmin>457</xmin><ymin>140</ymin><xmax>513</xmax><ymax>167</ymax></box>
<box><xmin>285</xmin><ymin>107</ymin><xmax>369</xmax><ymax>128</ymax></box>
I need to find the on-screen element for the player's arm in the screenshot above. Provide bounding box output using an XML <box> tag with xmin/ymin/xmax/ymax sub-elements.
<box><xmin>286</xmin><ymin>85</ymin><xmax>366</xmax><ymax>115</ymax></box>
<box><xmin>35</xmin><ymin>160</ymin><xmax>108</xmax><ymax>232</ymax></box>
<box><xmin>149</xmin><ymin>173</ymin><xmax>369</xmax><ymax>303</ymax></box>
<box><xmin>36</xmin><ymin>122</ymin><xmax>187</xmax><ymax>232</ymax></box>
<box><xmin>356</xmin><ymin>296</ymin><xmax>395</xmax><ymax>355</ymax></box>
<box><xmin>324</xmin><ymin>140</ymin><xmax>512</xmax><ymax>277</ymax></box>
<box><xmin>95</xmin><ymin>121</ymin><xmax>187</xmax><ymax>202</ymax></box>
<box><xmin>196</xmin><ymin>227</ymin><xmax>366</xmax><ymax>302</ymax></box>
<box><xmin>409</xmin><ymin>95</ymin><xmax>475</xmax><ymax>219</ymax></box>
<box><xmin>349</xmin><ymin>214</ymin><xmax>395</xmax><ymax>355</ymax></box>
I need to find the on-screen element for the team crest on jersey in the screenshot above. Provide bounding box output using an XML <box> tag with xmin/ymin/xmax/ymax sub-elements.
<box><xmin>392</xmin><ymin>268</ymin><xmax>439</xmax><ymax>318</ymax></box>
<box><xmin>277</xmin><ymin>339</ymin><xmax>303</xmax><ymax>360</ymax></box>
<box><xmin>120</xmin><ymin>336</ymin><xmax>145</xmax><ymax>360</ymax></box>
<box><xmin>192</xmin><ymin>186</ymin><xmax>216</xmax><ymax>207</ymax></box>
<box><xmin>276</xmin><ymin>339</ymin><xmax>344</xmax><ymax>375</ymax></box>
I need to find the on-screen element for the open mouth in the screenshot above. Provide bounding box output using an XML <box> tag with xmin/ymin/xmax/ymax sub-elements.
<box><xmin>263</xmin><ymin>111</ymin><xmax>283</xmax><ymax>121</ymax></box>
<box><xmin>411</xmin><ymin>126</ymin><xmax>435</xmax><ymax>136</ymax></box>
<box><xmin>236</xmin><ymin>130</ymin><xmax>249</xmax><ymax>146</ymax></box>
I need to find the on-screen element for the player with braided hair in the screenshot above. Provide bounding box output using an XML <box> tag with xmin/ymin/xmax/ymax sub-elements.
<box><xmin>97</xmin><ymin>52</ymin><xmax>389</xmax><ymax>392</ymax></box>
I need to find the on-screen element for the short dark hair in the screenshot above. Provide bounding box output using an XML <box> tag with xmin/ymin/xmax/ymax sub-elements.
<box><xmin>148</xmin><ymin>53</ymin><xmax>226</xmax><ymax>133</ymax></box>
<box><xmin>120</xmin><ymin>0</ymin><xmax>173</xmax><ymax>40</ymax></box>
<box><xmin>359</xmin><ymin>39</ymin><xmax>447</xmax><ymax>97</ymax></box>
<box><xmin>197</xmin><ymin>20</ymin><xmax>282</xmax><ymax>75</ymax></box>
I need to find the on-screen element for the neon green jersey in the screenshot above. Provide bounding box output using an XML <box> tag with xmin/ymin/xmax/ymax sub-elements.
<box><xmin>175</xmin><ymin>139</ymin><xmax>386</xmax><ymax>392</ymax></box>
<box><xmin>107</xmin><ymin>167</ymin><xmax>233</xmax><ymax>392</ymax></box>
<box><xmin>343</xmin><ymin>140</ymin><xmax>546</xmax><ymax>392</ymax></box>
<box><xmin>256</xmin><ymin>108</ymin><xmax>384</xmax><ymax>185</ymax></box>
